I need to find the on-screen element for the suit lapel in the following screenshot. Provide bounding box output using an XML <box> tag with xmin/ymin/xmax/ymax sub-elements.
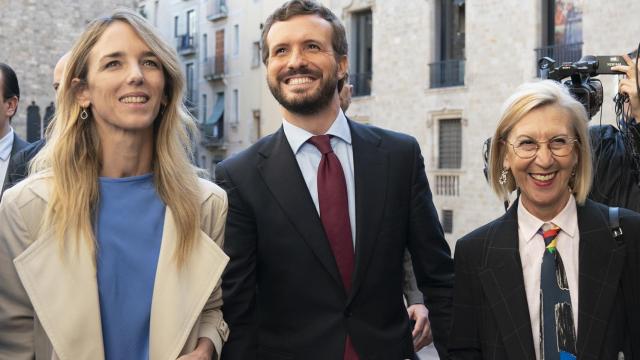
<box><xmin>478</xmin><ymin>201</ymin><xmax>536</xmax><ymax>360</ymax></box>
<box><xmin>575</xmin><ymin>200</ymin><xmax>625</xmax><ymax>358</ymax></box>
<box><xmin>257</xmin><ymin>128</ymin><xmax>343</xmax><ymax>289</ymax></box>
<box><xmin>347</xmin><ymin>121</ymin><xmax>388</xmax><ymax>302</ymax></box>
<box><xmin>149</xmin><ymin>208</ymin><xmax>229</xmax><ymax>359</ymax></box>
<box><xmin>14</xmin><ymin>225</ymin><xmax>105</xmax><ymax>360</ymax></box>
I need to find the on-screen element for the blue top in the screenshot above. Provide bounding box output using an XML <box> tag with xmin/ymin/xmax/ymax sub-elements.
<box><xmin>96</xmin><ymin>173</ymin><xmax>165</xmax><ymax>360</ymax></box>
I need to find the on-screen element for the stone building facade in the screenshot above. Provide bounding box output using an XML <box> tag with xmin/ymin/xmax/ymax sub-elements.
<box><xmin>138</xmin><ymin>0</ymin><xmax>639</xmax><ymax>250</ymax></box>
<box><xmin>4</xmin><ymin>0</ymin><xmax>638</xmax><ymax>250</ymax></box>
<box><xmin>0</xmin><ymin>0</ymin><xmax>137</xmax><ymax>138</ymax></box>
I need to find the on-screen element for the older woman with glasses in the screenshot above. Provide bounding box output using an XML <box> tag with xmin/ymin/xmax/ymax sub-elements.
<box><xmin>448</xmin><ymin>80</ymin><xmax>640</xmax><ymax>360</ymax></box>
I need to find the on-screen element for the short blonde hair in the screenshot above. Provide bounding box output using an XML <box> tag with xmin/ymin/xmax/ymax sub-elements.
<box><xmin>488</xmin><ymin>80</ymin><xmax>592</xmax><ymax>204</ymax></box>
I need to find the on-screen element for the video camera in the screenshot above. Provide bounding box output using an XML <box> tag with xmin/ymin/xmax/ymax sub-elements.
<box><xmin>538</xmin><ymin>55</ymin><xmax>626</xmax><ymax>119</ymax></box>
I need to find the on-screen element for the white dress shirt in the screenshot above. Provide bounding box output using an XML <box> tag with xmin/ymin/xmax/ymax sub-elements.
<box><xmin>282</xmin><ymin>110</ymin><xmax>356</xmax><ymax>248</ymax></box>
<box><xmin>0</xmin><ymin>128</ymin><xmax>15</xmax><ymax>192</ymax></box>
<box><xmin>517</xmin><ymin>195</ymin><xmax>580</xmax><ymax>360</ymax></box>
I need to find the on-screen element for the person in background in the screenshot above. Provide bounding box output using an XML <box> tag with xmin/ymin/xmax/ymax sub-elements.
<box><xmin>5</xmin><ymin>52</ymin><xmax>70</xmax><ymax>190</ymax></box>
<box><xmin>450</xmin><ymin>80</ymin><xmax>640</xmax><ymax>359</ymax></box>
<box><xmin>339</xmin><ymin>74</ymin><xmax>434</xmax><ymax>351</ymax></box>
<box><xmin>589</xmin><ymin>54</ymin><xmax>640</xmax><ymax>212</ymax></box>
<box><xmin>0</xmin><ymin>63</ymin><xmax>28</xmax><ymax>198</ymax></box>
<box><xmin>0</xmin><ymin>10</ymin><xmax>229</xmax><ymax>359</ymax></box>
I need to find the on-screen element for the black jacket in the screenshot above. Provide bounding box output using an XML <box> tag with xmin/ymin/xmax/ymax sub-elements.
<box><xmin>216</xmin><ymin>120</ymin><xmax>454</xmax><ymax>360</ymax></box>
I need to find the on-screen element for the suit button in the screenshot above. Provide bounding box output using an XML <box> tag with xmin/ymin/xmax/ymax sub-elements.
<box><xmin>344</xmin><ymin>308</ymin><xmax>352</xmax><ymax>318</ymax></box>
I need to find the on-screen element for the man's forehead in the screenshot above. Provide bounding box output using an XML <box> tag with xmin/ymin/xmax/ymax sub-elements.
<box><xmin>266</xmin><ymin>14</ymin><xmax>333</xmax><ymax>46</ymax></box>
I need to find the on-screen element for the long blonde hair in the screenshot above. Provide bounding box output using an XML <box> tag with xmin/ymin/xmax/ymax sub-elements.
<box><xmin>31</xmin><ymin>9</ymin><xmax>202</xmax><ymax>266</ymax></box>
<box><xmin>488</xmin><ymin>80</ymin><xmax>592</xmax><ymax>204</ymax></box>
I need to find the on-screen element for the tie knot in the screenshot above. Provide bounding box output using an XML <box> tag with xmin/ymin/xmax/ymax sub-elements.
<box><xmin>308</xmin><ymin>135</ymin><xmax>333</xmax><ymax>155</ymax></box>
<box><xmin>538</xmin><ymin>223</ymin><xmax>561</xmax><ymax>250</ymax></box>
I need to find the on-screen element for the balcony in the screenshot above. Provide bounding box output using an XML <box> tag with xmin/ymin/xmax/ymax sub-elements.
<box><xmin>434</xmin><ymin>173</ymin><xmax>460</xmax><ymax>197</ymax></box>
<box><xmin>429</xmin><ymin>59</ymin><xmax>465</xmax><ymax>88</ymax></box>
<box><xmin>534</xmin><ymin>42</ymin><xmax>583</xmax><ymax>65</ymax></box>
<box><xmin>202</xmin><ymin>56</ymin><xmax>227</xmax><ymax>81</ymax></box>
<box><xmin>200</xmin><ymin>125</ymin><xmax>226</xmax><ymax>149</ymax></box>
<box><xmin>176</xmin><ymin>34</ymin><xmax>197</xmax><ymax>56</ymax></box>
<box><xmin>351</xmin><ymin>72</ymin><xmax>372</xmax><ymax>97</ymax></box>
<box><xmin>207</xmin><ymin>0</ymin><xmax>228</xmax><ymax>21</ymax></box>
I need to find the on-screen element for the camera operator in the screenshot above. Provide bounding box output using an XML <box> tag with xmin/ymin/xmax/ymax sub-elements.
<box><xmin>589</xmin><ymin>54</ymin><xmax>640</xmax><ymax>211</ymax></box>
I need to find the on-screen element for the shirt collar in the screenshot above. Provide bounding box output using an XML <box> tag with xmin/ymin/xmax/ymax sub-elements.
<box><xmin>282</xmin><ymin>110</ymin><xmax>352</xmax><ymax>154</ymax></box>
<box><xmin>0</xmin><ymin>127</ymin><xmax>15</xmax><ymax>161</ymax></box>
<box><xmin>518</xmin><ymin>194</ymin><xmax>578</xmax><ymax>243</ymax></box>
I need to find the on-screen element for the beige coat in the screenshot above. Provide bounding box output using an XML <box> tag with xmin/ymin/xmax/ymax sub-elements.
<box><xmin>0</xmin><ymin>174</ymin><xmax>230</xmax><ymax>360</ymax></box>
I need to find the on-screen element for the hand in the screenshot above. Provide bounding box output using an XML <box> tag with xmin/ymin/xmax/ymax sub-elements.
<box><xmin>612</xmin><ymin>54</ymin><xmax>640</xmax><ymax>120</ymax></box>
<box><xmin>407</xmin><ymin>304</ymin><xmax>433</xmax><ymax>351</ymax></box>
<box><xmin>177</xmin><ymin>337</ymin><xmax>215</xmax><ymax>360</ymax></box>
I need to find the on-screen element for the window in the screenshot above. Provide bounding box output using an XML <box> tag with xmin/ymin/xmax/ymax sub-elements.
<box><xmin>441</xmin><ymin>210</ymin><xmax>453</xmax><ymax>234</ymax></box>
<box><xmin>251</xmin><ymin>41</ymin><xmax>261</xmax><ymax>68</ymax></box>
<box><xmin>215</xmin><ymin>29</ymin><xmax>225</xmax><ymax>75</ymax></box>
<box><xmin>187</xmin><ymin>10</ymin><xmax>196</xmax><ymax>36</ymax></box>
<box><xmin>202</xmin><ymin>33</ymin><xmax>208</xmax><ymax>59</ymax></box>
<box><xmin>202</xmin><ymin>93</ymin><xmax>207</xmax><ymax>122</ymax></box>
<box><xmin>233</xmin><ymin>89</ymin><xmax>239</xmax><ymax>125</ymax></box>
<box><xmin>153</xmin><ymin>1</ymin><xmax>159</xmax><ymax>26</ymax></box>
<box><xmin>536</xmin><ymin>0</ymin><xmax>583</xmax><ymax>64</ymax></box>
<box><xmin>438</xmin><ymin>118</ymin><xmax>462</xmax><ymax>169</ymax></box>
<box><xmin>174</xmin><ymin>16</ymin><xmax>179</xmax><ymax>37</ymax></box>
<box><xmin>186</xmin><ymin>63</ymin><xmax>194</xmax><ymax>103</ymax></box>
<box><xmin>233</xmin><ymin>24</ymin><xmax>240</xmax><ymax>56</ymax></box>
<box><xmin>430</xmin><ymin>0</ymin><xmax>465</xmax><ymax>88</ymax></box>
<box><xmin>351</xmin><ymin>10</ymin><xmax>372</xmax><ymax>96</ymax></box>
<box><xmin>138</xmin><ymin>5</ymin><xmax>147</xmax><ymax>19</ymax></box>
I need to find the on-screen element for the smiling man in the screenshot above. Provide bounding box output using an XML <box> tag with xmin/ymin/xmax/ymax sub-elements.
<box><xmin>215</xmin><ymin>1</ymin><xmax>454</xmax><ymax>359</ymax></box>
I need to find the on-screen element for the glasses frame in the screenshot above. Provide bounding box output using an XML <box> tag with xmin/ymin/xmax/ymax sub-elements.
<box><xmin>503</xmin><ymin>136</ymin><xmax>579</xmax><ymax>159</ymax></box>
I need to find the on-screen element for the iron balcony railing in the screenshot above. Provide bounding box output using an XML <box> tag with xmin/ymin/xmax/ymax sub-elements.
<box><xmin>199</xmin><ymin>123</ymin><xmax>225</xmax><ymax>149</ymax></box>
<box><xmin>207</xmin><ymin>0</ymin><xmax>228</xmax><ymax>21</ymax></box>
<box><xmin>202</xmin><ymin>55</ymin><xmax>227</xmax><ymax>80</ymax></box>
<box><xmin>534</xmin><ymin>42</ymin><xmax>583</xmax><ymax>65</ymax></box>
<box><xmin>429</xmin><ymin>59</ymin><xmax>465</xmax><ymax>88</ymax></box>
<box><xmin>351</xmin><ymin>72</ymin><xmax>372</xmax><ymax>97</ymax></box>
<box><xmin>177</xmin><ymin>34</ymin><xmax>196</xmax><ymax>55</ymax></box>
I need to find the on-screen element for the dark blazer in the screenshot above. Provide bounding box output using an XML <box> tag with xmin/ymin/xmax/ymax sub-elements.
<box><xmin>216</xmin><ymin>120</ymin><xmax>454</xmax><ymax>360</ymax></box>
<box><xmin>5</xmin><ymin>138</ymin><xmax>44</xmax><ymax>190</ymax></box>
<box><xmin>449</xmin><ymin>198</ymin><xmax>640</xmax><ymax>360</ymax></box>
<box><xmin>1</xmin><ymin>132</ymin><xmax>28</xmax><ymax>198</ymax></box>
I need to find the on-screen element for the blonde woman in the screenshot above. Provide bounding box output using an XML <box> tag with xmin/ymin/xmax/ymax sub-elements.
<box><xmin>0</xmin><ymin>10</ymin><xmax>229</xmax><ymax>360</ymax></box>
<box><xmin>449</xmin><ymin>80</ymin><xmax>640</xmax><ymax>359</ymax></box>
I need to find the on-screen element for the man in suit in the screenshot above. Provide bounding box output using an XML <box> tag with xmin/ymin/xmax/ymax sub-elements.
<box><xmin>5</xmin><ymin>52</ymin><xmax>69</xmax><ymax>191</ymax></box>
<box><xmin>216</xmin><ymin>1</ymin><xmax>454</xmax><ymax>359</ymax></box>
<box><xmin>0</xmin><ymin>63</ymin><xmax>28</xmax><ymax>198</ymax></box>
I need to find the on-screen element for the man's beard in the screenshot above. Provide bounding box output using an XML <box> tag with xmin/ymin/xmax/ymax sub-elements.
<box><xmin>268</xmin><ymin>67</ymin><xmax>338</xmax><ymax>115</ymax></box>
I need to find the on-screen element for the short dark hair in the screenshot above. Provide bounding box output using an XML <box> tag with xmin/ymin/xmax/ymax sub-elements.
<box><xmin>0</xmin><ymin>63</ymin><xmax>20</xmax><ymax>101</ymax></box>
<box><xmin>261</xmin><ymin>0</ymin><xmax>348</xmax><ymax>90</ymax></box>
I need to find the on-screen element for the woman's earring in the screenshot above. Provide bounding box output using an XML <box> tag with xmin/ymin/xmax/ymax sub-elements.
<box><xmin>80</xmin><ymin>108</ymin><xmax>89</xmax><ymax>120</ymax></box>
<box><xmin>499</xmin><ymin>168</ymin><xmax>508</xmax><ymax>185</ymax></box>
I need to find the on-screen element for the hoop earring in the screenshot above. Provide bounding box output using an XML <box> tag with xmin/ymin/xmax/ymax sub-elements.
<box><xmin>80</xmin><ymin>108</ymin><xmax>89</xmax><ymax>120</ymax></box>
<box><xmin>499</xmin><ymin>168</ymin><xmax>508</xmax><ymax>185</ymax></box>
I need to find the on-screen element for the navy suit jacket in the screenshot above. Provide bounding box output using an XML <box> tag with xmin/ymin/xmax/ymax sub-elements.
<box><xmin>1</xmin><ymin>133</ymin><xmax>28</xmax><ymax>199</ymax></box>
<box><xmin>216</xmin><ymin>119</ymin><xmax>454</xmax><ymax>360</ymax></box>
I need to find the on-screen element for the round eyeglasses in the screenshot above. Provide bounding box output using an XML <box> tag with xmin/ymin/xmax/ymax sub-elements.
<box><xmin>503</xmin><ymin>136</ymin><xmax>578</xmax><ymax>159</ymax></box>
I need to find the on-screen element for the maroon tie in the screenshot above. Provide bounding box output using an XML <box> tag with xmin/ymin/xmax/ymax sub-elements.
<box><xmin>308</xmin><ymin>135</ymin><xmax>358</xmax><ymax>360</ymax></box>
